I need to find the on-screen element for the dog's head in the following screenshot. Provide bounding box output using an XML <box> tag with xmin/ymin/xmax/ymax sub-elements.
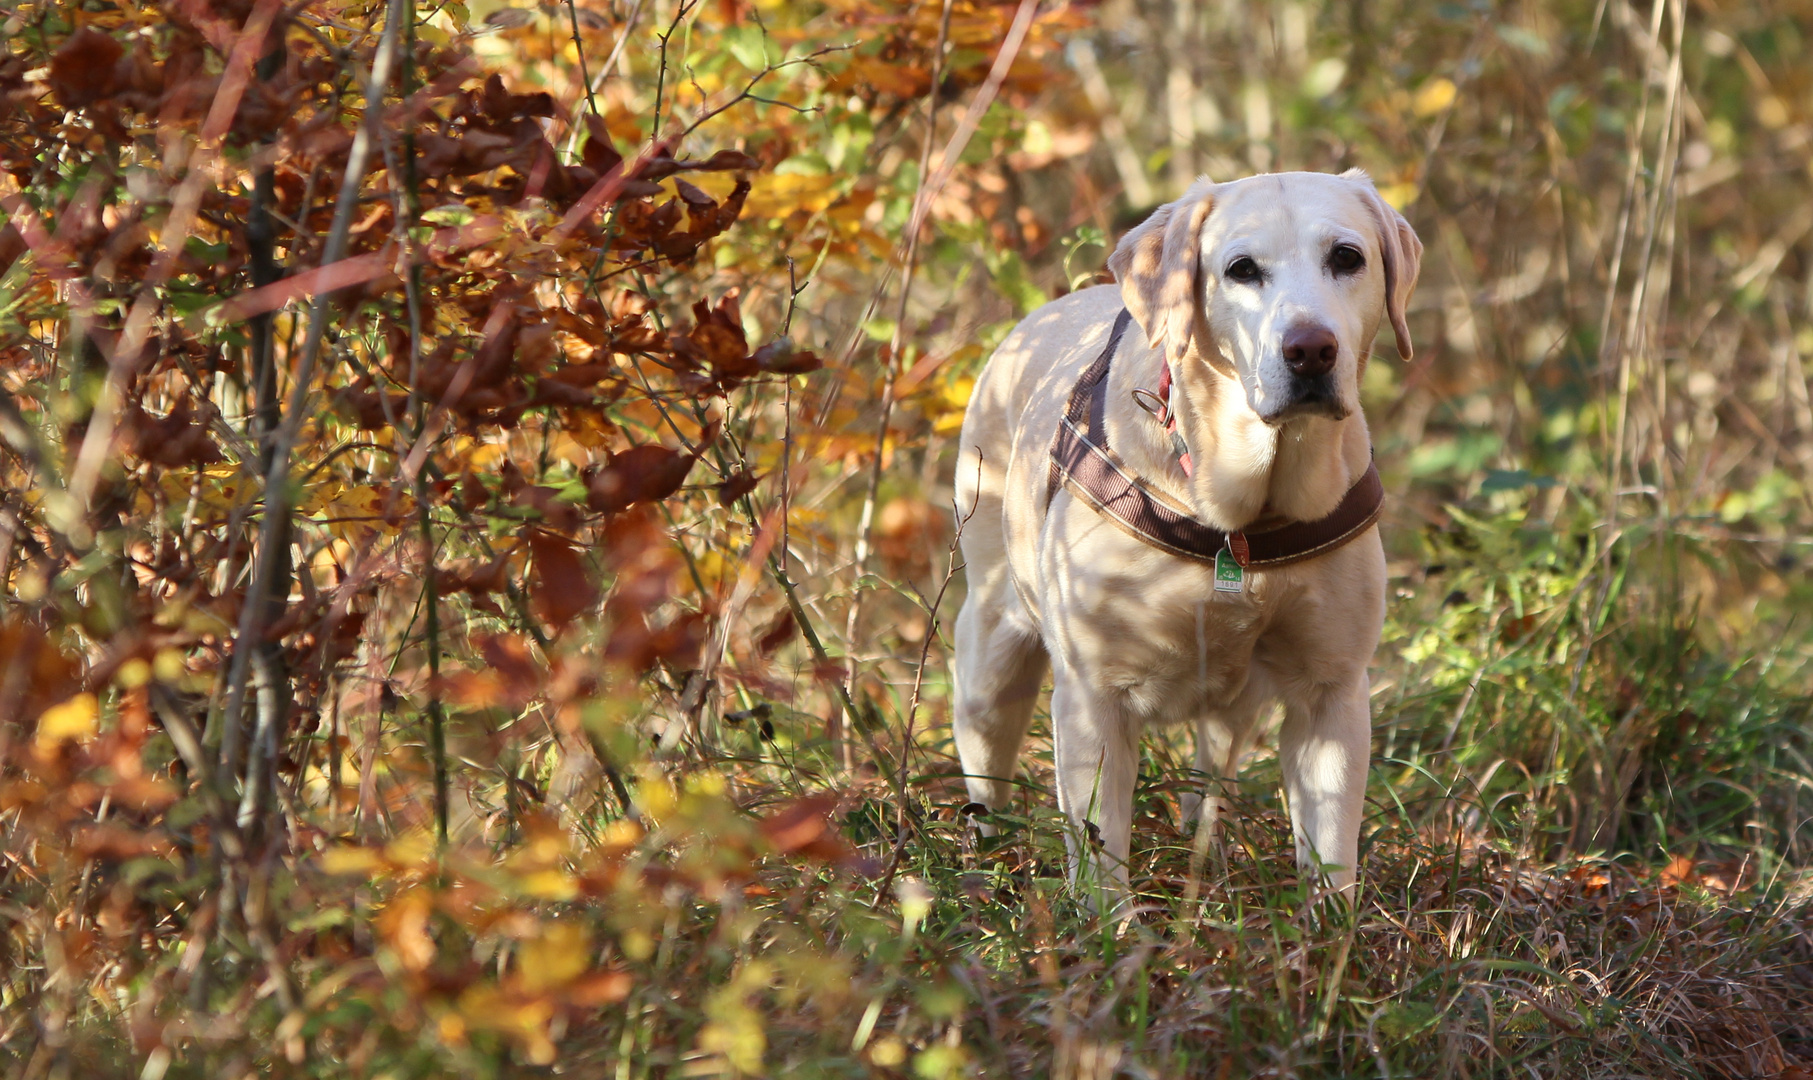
<box><xmin>1108</xmin><ymin>170</ymin><xmax>1422</xmax><ymax>425</ymax></box>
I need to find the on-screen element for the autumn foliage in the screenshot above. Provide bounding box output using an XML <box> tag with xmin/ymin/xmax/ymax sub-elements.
<box><xmin>0</xmin><ymin>0</ymin><xmax>1101</xmax><ymax>1071</ymax></box>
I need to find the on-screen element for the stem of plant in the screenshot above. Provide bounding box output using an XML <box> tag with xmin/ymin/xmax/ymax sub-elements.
<box><xmin>840</xmin><ymin>0</ymin><xmax>955</xmax><ymax>772</ymax></box>
<box><xmin>218</xmin><ymin>0</ymin><xmax>405</xmax><ymax>786</ymax></box>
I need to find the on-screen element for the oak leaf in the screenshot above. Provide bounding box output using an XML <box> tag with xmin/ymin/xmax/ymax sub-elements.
<box><xmin>673</xmin><ymin>178</ymin><xmax>716</xmax><ymax>210</ymax></box>
<box><xmin>690</xmin><ymin>148</ymin><xmax>761</xmax><ymax>172</ymax></box>
<box><xmin>580</xmin><ymin>114</ymin><xmax>623</xmax><ymax>176</ymax></box>
<box><xmin>74</xmin><ymin>824</ymin><xmax>173</xmax><ymax>861</ymax></box>
<box><xmin>127</xmin><ymin>400</ymin><xmax>222</xmax><ymax>467</ymax></box>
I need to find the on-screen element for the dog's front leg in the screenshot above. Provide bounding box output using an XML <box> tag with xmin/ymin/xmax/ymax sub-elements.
<box><xmin>1049</xmin><ymin>673</ymin><xmax>1141</xmax><ymax>897</ymax></box>
<box><xmin>1278</xmin><ymin>674</ymin><xmax>1371</xmax><ymax>894</ymax></box>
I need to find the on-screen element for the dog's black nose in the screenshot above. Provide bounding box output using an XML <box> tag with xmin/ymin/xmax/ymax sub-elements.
<box><xmin>1283</xmin><ymin>325</ymin><xmax>1339</xmax><ymax>377</ymax></box>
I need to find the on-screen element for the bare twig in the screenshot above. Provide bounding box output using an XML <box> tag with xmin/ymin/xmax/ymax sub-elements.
<box><xmin>561</xmin><ymin>0</ymin><xmax>648</xmax><ymax>158</ymax></box>
<box><xmin>836</xmin><ymin>0</ymin><xmax>957</xmax><ymax>770</ymax></box>
<box><xmin>874</xmin><ymin>480</ymin><xmax>976</xmax><ymax>902</ymax></box>
<box><xmin>219</xmin><ymin>0</ymin><xmax>406</xmax><ymax>791</ymax></box>
<box><xmin>564</xmin><ymin>0</ymin><xmax>598</xmax><ymax>118</ymax></box>
<box><xmin>814</xmin><ymin>0</ymin><xmax>1041</xmax><ymax>426</ymax></box>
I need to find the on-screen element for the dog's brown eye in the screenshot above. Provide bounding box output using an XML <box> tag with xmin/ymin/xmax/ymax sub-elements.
<box><xmin>1226</xmin><ymin>257</ymin><xmax>1262</xmax><ymax>283</ymax></box>
<box><xmin>1328</xmin><ymin>244</ymin><xmax>1365</xmax><ymax>274</ymax></box>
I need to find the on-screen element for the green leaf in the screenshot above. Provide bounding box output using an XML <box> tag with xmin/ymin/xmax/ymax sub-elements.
<box><xmin>984</xmin><ymin>248</ymin><xmax>1048</xmax><ymax>317</ymax></box>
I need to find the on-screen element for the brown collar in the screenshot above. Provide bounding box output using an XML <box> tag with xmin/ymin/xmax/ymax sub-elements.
<box><xmin>1047</xmin><ymin>309</ymin><xmax>1384</xmax><ymax>569</ymax></box>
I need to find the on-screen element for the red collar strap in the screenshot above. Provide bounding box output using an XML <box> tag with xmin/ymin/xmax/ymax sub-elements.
<box><xmin>1048</xmin><ymin>309</ymin><xmax>1384</xmax><ymax>568</ymax></box>
<box><xmin>1134</xmin><ymin>362</ymin><xmax>1194</xmax><ymax>476</ymax></box>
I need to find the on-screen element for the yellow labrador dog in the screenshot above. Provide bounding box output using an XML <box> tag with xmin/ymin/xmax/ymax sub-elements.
<box><xmin>952</xmin><ymin>170</ymin><xmax>1421</xmax><ymax>894</ymax></box>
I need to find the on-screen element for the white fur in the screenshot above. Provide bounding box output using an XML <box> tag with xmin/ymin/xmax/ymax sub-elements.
<box><xmin>951</xmin><ymin>170</ymin><xmax>1422</xmax><ymax>898</ymax></box>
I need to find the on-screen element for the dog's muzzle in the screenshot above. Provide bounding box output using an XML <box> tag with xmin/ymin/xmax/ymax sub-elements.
<box><xmin>1261</xmin><ymin>323</ymin><xmax>1349</xmax><ymax>422</ymax></box>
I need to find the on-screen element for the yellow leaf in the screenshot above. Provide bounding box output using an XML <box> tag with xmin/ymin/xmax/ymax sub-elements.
<box><xmin>376</xmin><ymin>889</ymin><xmax>436</xmax><ymax>971</ymax></box>
<box><xmin>870</xmin><ymin>1036</ymin><xmax>907</xmax><ymax>1067</ymax></box>
<box><xmin>1412</xmin><ymin>77</ymin><xmax>1456</xmax><ymax>118</ymax></box>
<box><xmin>602</xmin><ymin>818</ymin><xmax>643</xmax><ymax>850</ymax></box>
<box><xmin>319</xmin><ymin>846</ymin><xmax>388</xmax><ymax>876</ymax></box>
<box><xmin>744</xmin><ymin>172</ymin><xmax>840</xmax><ymax>220</ymax></box>
<box><xmin>513</xmin><ymin>869</ymin><xmax>579</xmax><ymax>901</ymax></box>
<box><xmin>152</xmin><ymin>649</ymin><xmax>187</xmax><ymax>683</ymax></box>
<box><xmin>517</xmin><ymin>922</ymin><xmax>591</xmax><ymax>992</ymax></box>
<box><xmin>297</xmin><ymin>478</ymin><xmax>344</xmax><ymax>515</ymax></box>
<box><xmin>456</xmin><ymin>983</ymin><xmax>503</xmax><ymax>1024</ymax></box>
<box><xmin>384</xmin><ymin>829</ymin><xmax>436</xmax><ymax>870</ymax></box>
<box><xmin>321</xmin><ymin>484</ymin><xmax>410</xmax><ymax>543</ymax></box>
<box><xmin>1378</xmin><ymin>183</ymin><xmax>1420</xmax><ymax>210</ymax></box>
<box><xmin>115</xmin><ymin>658</ymin><xmax>151</xmax><ymax>689</ymax></box>
<box><xmin>458</xmin><ymin>984</ymin><xmax>556</xmax><ymax>1059</ymax></box>
<box><xmin>929</xmin><ymin>375</ymin><xmax>975</xmax><ymax>434</ymax></box>
<box><xmin>328</xmin><ymin>484</ymin><xmax>388</xmax><ymax>519</ymax></box>
<box><xmin>620</xmin><ymin>928</ymin><xmax>655</xmax><ymax>961</ymax></box>
<box><xmin>161</xmin><ymin>464</ymin><xmax>251</xmax><ymax>513</ymax></box>
<box><xmin>635</xmin><ymin>766</ymin><xmax>677</xmax><ymax>820</ymax></box>
<box><xmin>466</xmin><ymin>442</ymin><xmax>509</xmax><ymax>470</ymax></box>
<box><xmin>36</xmin><ymin>693</ymin><xmax>98</xmax><ymax>748</ymax></box>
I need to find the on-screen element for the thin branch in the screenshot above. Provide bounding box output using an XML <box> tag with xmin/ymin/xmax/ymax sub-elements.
<box><xmin>671</xmin><ymin>46</ymin><xmax>840</xmax><ymax>143</ymax></box>
<box><xmin>562</xmin><ymin>0</ymin><xmax>648</xmax><ymax>158</ymax></box>
<box><xmin>874</xmin><ymin>480</ymin><xmax>976</xmax><ymax>902</ymax></box>
<box><xmin>218</xmin><ymin>0</ymin><xmax>406</xmax><ymax>787</ymax></box>
<box><xmin>839</xmin><ymin>0</ymin><xmax>955</xmax><ymax>768</ymax></box>
<box><xmin>564</xmin><ymin>0</ymin><xmax>599</xmax><ymax>118</ymax></box>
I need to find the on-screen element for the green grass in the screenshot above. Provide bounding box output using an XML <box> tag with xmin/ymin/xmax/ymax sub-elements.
<box><xmin>6</xmin><ymin>474</ymin><xmax>1812</xmax><ymax>1080</ymax></box>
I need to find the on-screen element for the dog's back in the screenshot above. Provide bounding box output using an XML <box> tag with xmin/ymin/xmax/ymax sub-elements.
<box><xmin>954</xmin><ymin>285</ymin><xmax>1125</xmax><ymax>606</ymax></box>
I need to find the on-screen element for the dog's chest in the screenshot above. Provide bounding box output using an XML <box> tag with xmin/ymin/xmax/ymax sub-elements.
<box><xmin>1037</xmin><ymin>539</ymin><xmax>1276</xmax><ymax>718</ymax></box>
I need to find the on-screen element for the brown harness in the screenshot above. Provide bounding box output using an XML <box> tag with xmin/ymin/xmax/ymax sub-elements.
<box><xmin>1047</xmin><ymin>309</ymin><xmax>1384</xmax><ymax>569</ymax></box>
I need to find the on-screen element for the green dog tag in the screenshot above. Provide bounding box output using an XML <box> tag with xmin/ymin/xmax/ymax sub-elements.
<box><xmin>1214</xmin><ymin>549</ymin><xmax>1245</xmax><ymax>593</ymax></box>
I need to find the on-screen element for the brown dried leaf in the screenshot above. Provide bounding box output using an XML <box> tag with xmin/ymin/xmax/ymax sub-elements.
<box><xmin>603</xmin><ymin>609</ymin><xmax>705</xmax><ymax>671</ymax></box>
<box><xmin>527</xmin><ymin>531</ymin><xmax>600</xmax><ymax>630</ymax></box>
<box><xmin>127</xmin><ymin>400</ymin><xmax>222</xmax><ymax>468</ymax></box>
<box><xmin>479</xmin><ymin>73</ymin><xmax>554</xmax><ymax>120</ymax></box>
<box><xmin>511</xmin><ymin>485</ymin><xmax>583</xmax><ymax>532</ymax></box>
<box><xmin>49</xmin><ymin>28</ymin><xmax>124</xmax><ymax>108</ymax></box>
<box><xmin>74</xmin><ymin>824</ymin><xmax>172</xmax><ymax>861</ymax></box>
<box><xmin>478</xmin><ymin>633</ymin><xmax>541</xmax><ymax>704</ymax></box>
<box><xmin>717</xmin><ymin>469</ymin><xmax>761</xmax><ymax>508</ymax></box>
<box><xmin>759</xmin><ymin>795</ymin><xmax>854</xmax><ymax>864</ymax></box>
<box><xmin>752</xmin><ymin>337</ymin><xmax>822</xmax><ymax>375</ymax></box>
<box><xmin>586</xmin><ymin>445</ymin><xmax>696</xmax><ymax>514</ymax></box>
<box><xmin>754</xmin><ymin>608</ymin><xmax>796</xmax><ymax>657</ymax></box>
<box><xmin>689</xmin><ymin>148</ymin><xmax>761</xmax><ymax>172</ymax></box>
<box><xmin>581</xmin><ymin>114</ymin><xmax>622</xmax><ymax>176</ymax></box>
<box><xmin>673</xmin><ymin>178</ymin><xmax>716</xmax><ymax>210</ymax></box>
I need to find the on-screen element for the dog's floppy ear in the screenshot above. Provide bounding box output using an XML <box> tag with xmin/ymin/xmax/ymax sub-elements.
<box><xmin>1343</xmin><ymin>168</ymin><xmax>1423</xmax><ymax>360</ymax></box>
<box><xmin>1107</xmin><ymin>178</ymin><xmax>1216</xmax><ymax>360</ymax></box>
